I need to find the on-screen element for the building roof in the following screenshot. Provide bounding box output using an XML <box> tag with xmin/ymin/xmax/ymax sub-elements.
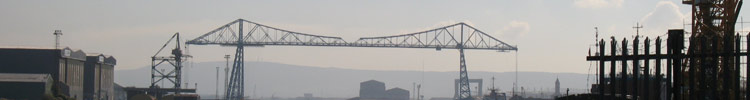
<box><xmin>0</xmin><ymin>73</ymin><xmax>51</xmax><ymax>83</ymax></box>
<box><xmin>0</xmin><ymin>46</ymin><xmax>113</xmax><ymax>64</ymax></box>
<box><xmin>361</xmin><ymin>80</ymin><xmax>384</xmax><ymax>84</ymax></box>
<box><xmin>104</xmin><ymin>55</ymin><xmax>117</xmax><ymax>65</ymax></box>
<box><xmin>86</xmin><ymin>53</ymin><xmax>103</xmax><ymax>56</ymax></box>
<box><xmin>70</xmin><ymin>49</ymin><xmax>87</xmax><ymax>60</ymax></box>
<box><xmin>0</xmin><ymin>46</ymin><xmax>58</xmax><ymax>50</ymax></box>
<box><xmin>1</xmin><ymin>47</ymin><xmax>87</xmax><ymax>60</ymax></box>
<box><xmin>386</xmin><ymin>88</ymin><xmax>408</xmax><ymax>92</ymax></box>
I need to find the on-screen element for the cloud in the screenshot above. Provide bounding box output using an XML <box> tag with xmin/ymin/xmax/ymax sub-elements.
<box><xmin>500</xmin><ymin>21</ymin><xmax>531</xmax><ymax>38</ymax></box>
<box><xmin>639</xmin><ymin>1</ymin><xmax>687</xmax><ymax>36</ymax></box>
<box><xmin>574</xmin><ymin>0</ymin><xmax>624</xmax><ymax>8</ymax></box>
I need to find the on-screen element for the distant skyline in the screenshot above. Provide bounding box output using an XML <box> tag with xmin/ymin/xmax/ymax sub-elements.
<box><xmin>3</xmin><ymin>0</ymin><xmax>750</xmax><ymax>74</ymax></box>
<box><xmin>116</xmin><ymin>61</ymin><xmax>592</xmax><ymax>98</ymax></box>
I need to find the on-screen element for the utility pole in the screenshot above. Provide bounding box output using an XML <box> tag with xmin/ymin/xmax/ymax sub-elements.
<box><xmin>417</xmin><ymin>84</ymin><xmax>421</xmax><ymax>100</ymax></box>
<box><xmin>633</xmin><ymin>22</ymin><xmax>643</xmax><ymax>37</ymax></box>
<box><xmin>514</xmin><ymin>50</ymin><xmax>518</xmax><ymax>97</ymax></box>
<box><xmin>53</xmin><ymin>30</ymin><xmax>62</xmax><ymax>49</ymax></box>
<box><xmin>224</xmin><ymin>54</ymin><xmax>230</xmax><ymax>98</ymax></box>
<box><xmin>216</xmin><ymin>67</ymin><xmax>220</xmax><ymax>99</ymax></box>
<box><xmin>253</xmin><ymin>84</ymin><xmax>257</xmax><ymax>99</ymax></box>
<box><xmin>492</xmin><ymin>77</ymin><xmax>495</xmax><ymax>90</ymax></box>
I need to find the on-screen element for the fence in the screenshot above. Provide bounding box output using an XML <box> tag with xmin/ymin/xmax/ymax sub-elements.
<box><xmin>586</xmin><ymin>29</ymin><xmax>750</xmax><ymax>100</ymax></box>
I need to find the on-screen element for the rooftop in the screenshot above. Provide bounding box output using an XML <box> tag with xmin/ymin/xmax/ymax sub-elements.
<box><xmin>0</xmin><ymin>73</ymin><xmax>51</xmax><ymax>83</ymax></box>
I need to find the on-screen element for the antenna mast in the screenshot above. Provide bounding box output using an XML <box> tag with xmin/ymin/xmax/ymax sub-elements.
<box><xmin>633</xmin><ymin>22</ymin><xmax>643</xmax><ymax>37</ymax></box>
<box><xmin>53</xmin><ymin>30</ymin><xmax>62</xmax><ymax>49</ymax></box>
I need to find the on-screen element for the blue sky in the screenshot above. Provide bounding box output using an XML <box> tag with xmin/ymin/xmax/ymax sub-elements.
<box><xmin>1</xmin><ymin>0</ymin><xmax>742</xmax><ymax>74</ymax></box>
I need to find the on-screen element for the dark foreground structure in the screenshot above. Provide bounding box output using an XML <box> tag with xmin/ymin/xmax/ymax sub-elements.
<box><xmin>586</xmin><ymin>30</ymin><xmax>750</xmax><ymax>99</ymax></box>
<box><xmin>0</xmin><ymin>73</ymin><xmax>54</xmax><ymax>100</ymax></box>
<box><xmin>585</xmin><ymin>0</ymin><xmax>746</xmax><ymax>99</ymax></box>
<box><xmin>0</xmin><ymin>47</ymin><xmax>116</xmax><ymax>100</ymax></box>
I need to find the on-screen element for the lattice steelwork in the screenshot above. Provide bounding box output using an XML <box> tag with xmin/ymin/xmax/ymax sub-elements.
<box><xmin>352</xmin><ymin>23</ymin><xmax>517</xmax><ymax>51</ymax></box>
<box><xmin>682</xmin><ymin>0</ymin><xmax>743</xmax><ymax>99</ymax></box>
<box><xmin>151</xmin><ymin>33</ymin><xmax>188</xmax><ymax>97</ymax></box>
<box><xmin>187</xmin><ymin>19</ymin><xmax>348</xmax><ymax>46</ymax></box>
<box><xmin>187</xmin><ymin>19</ymin><xmax>517</xmax><ymax>100</ymax></box>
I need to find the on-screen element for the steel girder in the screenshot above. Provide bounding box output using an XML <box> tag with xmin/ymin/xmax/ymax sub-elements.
<box><xmin>186</xmin><ymin>19</ymin><xmax>518</xmax><ymax>100</ymax></box>
<box><xmin>187</xmin><ymin>19</ymin><xmax>517</xmax><ymax>51</ymax></box>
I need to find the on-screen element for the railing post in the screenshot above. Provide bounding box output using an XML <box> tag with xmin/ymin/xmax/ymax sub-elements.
<box><xmin>622</xmin><ymin>38</ymin><xmax>629</xmax><ymax>97</ymax></box>
<box><xmin>599</xmin><ymin>39</ymin><xmax>606</xmax><ymax>100</ymax></box>
<box><xmin>633</xmin><ymin>37</ymin><xmax>640</xmax><ymax>100</ymax></box>
<box><xmin>667</xmin><ymin>29</ymin><xmax>684</xmax><ymax>100</ymax></box>
<box><xmin>656</xmin><ymin>37</ymin><xmax>662</xmax><ymax>100</ymax></box>
<box><xmin>644</xmin><ymin>38</ymin><xmax>650</xmax><ymax>100</ymax></box>
<box><xmin>735</xmin><ymin>34</ymin><xmax>741</xmax><ymax>100</ymax></box>
<box><xmin>746</xmin><ymin>33</ymin><xmax>750</xmax><ymax>100</ymax></box>
<box><xmin>611</xmin><ymin>37</ymin><xmax>618</xmax><ymax>98</ymax></box>
<box><xmin>722</xmin><ymin>34</ymin><xmax>732</xmax><ymax>100</ymax></box>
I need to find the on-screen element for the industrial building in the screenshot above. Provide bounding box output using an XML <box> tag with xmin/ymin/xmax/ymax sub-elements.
<box><xmin>113</xmin><ymin>83</ymin><xmax>127</xmax><ymax>100</ymax></box>
<box><xmin>385</xmin><ymin>88</ymin><xmax>409</xmax><ymax>100</ymax></box>
<box><xmin>354</xmin><ymin>80</ymin><xmax>409</xmax><ymax>100</ymax></box>
<box><xmin>0</xmin><ymin>73</ymin><xmax>54</xmax><ymax>100</ymax></box>
<box><xmin>0</xmin><ymin>47</ymin><xmax>116</xmax><ymax>100</ymax></box>
<box><xmin>360</xmin><ymin>80</ymin><xmax>386</xmax><ymax>99</ymax></box>
<box><xmin>84</xmin><ymin>53</ymin><xmax>116</xmax><ymax>100</ymax></box>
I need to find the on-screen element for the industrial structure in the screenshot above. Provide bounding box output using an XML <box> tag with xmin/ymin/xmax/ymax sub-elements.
<box><xmin>454</xmin><ymin>79</ymin><xmax>482</xmax><ymax>99</ymax></box>
<box><xmin>353</xmin><ymin>80</ymin><xmax>409</xmax><ymax>100</ymax></box>
<box><xmin>583</xmin><ymin>0</ymin><xmax>746</xmax><ymax>99</ymax></box>
<box><xmin>149</xmin><ymin>32</ymin><xmax>196</xmax><ymax>98</ymax></box>
<box><xmin>121</xmin><ymin>32</ymin><xmax>201</xmax><ymax>100</ymax></box>
<box><xmin>0</xmin><ymin>73</ymin><xmax>54</xmax><ymax>100</ymax></box>
<box><xmin>0</xmin><ymin>47</ymin><xmax>117</xmax><ymax>100</ymax></box>
<box><xmin>482</xmin><ymin>77</ymin><xmax>506</xmax><ymax>100</ymax></box>
<box><xmin>553</xmin><ymin>78</ymin><xmax>560</xmax><ymax>98</ymax></box>
<box><xmin>186</xmin><ymin>19</ymin><xmax>518</xmax><ymax>100</ymax></box>
<box><xmin>585</xmin><ymin>30</ymin><xmax>750</xmax><ymax>99</ymax></box>
<box><xmin>84</xmin><ymin>53</ymin><xmax>117</xmax><ymax>100</ymax></box>
<box><xmin>360</xmin><ymin>80</ymin><xmax>387</xmax><ymax>99</ymax></box>
<box><xmin>681</xmin><ymin>0</ymin><xmax>743</xmax><ymax>99</ymax></box>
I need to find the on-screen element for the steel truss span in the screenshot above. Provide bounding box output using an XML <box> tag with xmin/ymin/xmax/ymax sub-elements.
<box><xmin>186</xmin><ymin>19</ymin><xmax>518</xmax><ymax>100</ymax></box>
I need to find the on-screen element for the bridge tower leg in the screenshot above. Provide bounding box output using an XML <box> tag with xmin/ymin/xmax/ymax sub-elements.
<box><xmin>457</xmin><ymin>24</ymin><xmax>473</xmax><ymax>100</ymax></box>
<box><xmin>226</xmin><ymin>19</ymin><xmax>245</xmax><ymax>100</ymax></box>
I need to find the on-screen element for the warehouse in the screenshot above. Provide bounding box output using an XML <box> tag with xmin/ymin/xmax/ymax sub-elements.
<box><xmin>0</xmin><ymin>73</ymin><xmax>54</xmax><ymax>100</ymax></box>
<box><xmin>84</xmin><ymin>53</ymin><xmax>116</xmax><ymax>100</ymax></box>
<box><xmin>0</xmin><ymin>47</ymin><xmax>109</xmax><ymax>100</ymax></box>
<box><xmin>84</xmin><ymin>53</ymin><xmax>117</xmax><ymax>100</ymax></box>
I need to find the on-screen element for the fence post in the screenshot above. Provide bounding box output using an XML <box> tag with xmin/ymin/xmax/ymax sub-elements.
<box><xmin>712</xmin><ymin>37</ymin><xmax>719</xmax><ymax>99</ymax></box>
<box><xmin>611</xmin><ymin>37</ymin><xmax>618</xmax><ymax>98</ymax></box>
<box><xmin>622</xmin><ymin>38</ymin><xmax>629</xmax><ymax>97</ymax></box>
<box><xmin>634</xmin><ymin>37</ymin><xmax>640</xmax><ymax>100</ymax></box>
<box><xmin>667</xmin><ymin>29</ymin><xmax>684</xmax><ymax>100</ymax></box>
<box><xmin>644</xmin><ymin>38</ymin><xmax>650</xmax><ymax>100</ymax></box>
<box><xmin>722</xmin><ymin>34</ymin><xmax>732</xmax><ymax>99</ymax></box>
<box><xmin>734</xmin><ymin>34</ymin><xmax>741</xmax><ymax>100</ymax></box>
<box><xmin>746</xmin><ymin>34</ymin><xmax>749</xmax><ymax>100</ymax></box>
<box><xmin>656</xmin><ymin>37</ymin><xmax>662</xmax><ymax>99</ymax></box>
<box><xmin>600</xmin><ymin>39</ymin><xmax>606</xmax><ymax>99</ymax></box>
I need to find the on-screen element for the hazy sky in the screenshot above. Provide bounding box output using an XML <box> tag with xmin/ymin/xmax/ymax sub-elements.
<box><xmin>3</xmin><ymin>0</ymin><xmax>748</xmax><ymax>74</ymax></box>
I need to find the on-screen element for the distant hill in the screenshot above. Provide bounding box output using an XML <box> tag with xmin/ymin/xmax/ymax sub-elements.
<box><xmin>115</xmin><ymin>61</ymin><xmax>592</xmax><ymax>99</ymax></box>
